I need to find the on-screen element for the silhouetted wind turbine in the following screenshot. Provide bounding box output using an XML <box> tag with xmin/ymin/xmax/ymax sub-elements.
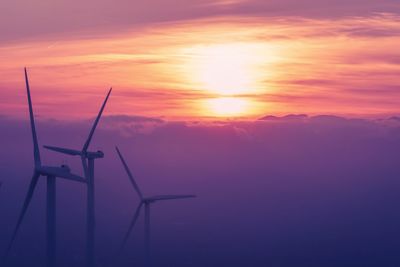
<box><xmin>43</xmin><ymin>88</ymin><xmax>112</xmax><ymax>267</ymax></box>
<box><xmin>3</xmin><ymin>68</ymin><xmax>86</xmax><ymax>267</ymax></box>
<box><xmin>115</xmin><ymin>146</ymin><xmax>196</xmax><ymax>266</ymax></box>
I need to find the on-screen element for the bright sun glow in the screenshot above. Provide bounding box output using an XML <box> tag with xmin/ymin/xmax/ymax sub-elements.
<box><xmin>183</xmin><ymin>43</ymin><xmax>275</xmax><ymax>117</ymax></box>
<box><xmin>205</xmin><ymin>97</ymin><xmax>250</xmax><ymax>117</ymax></box>
<box><xmin>185</xmin><ymin>43</ymin><xmax>267</xmax><ymax>96</ymax></box>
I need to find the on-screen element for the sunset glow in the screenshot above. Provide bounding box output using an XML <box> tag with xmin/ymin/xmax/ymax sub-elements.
<box><xmin>205</xmin><ymin>97</ymin><xmax>251</xmax><ymax>117</ymax></box>
<box><xmin>183</xmin><ymin>43</ymin><xmax>268</xmax><ymax>96</ymax></box>
<box><xmin>180</xmin><ymin>43</ymin><xmax>272</xmax><ymax>116</ymax></box>
<box><xmin>3</xmin><ymin>1</ymin><xmax>400</xmax><ymax>266</ymax></box>
<box><xmin>1</xmin><ymin>11</ymin><xmax>400</xmax><ymax>120</ymax></box>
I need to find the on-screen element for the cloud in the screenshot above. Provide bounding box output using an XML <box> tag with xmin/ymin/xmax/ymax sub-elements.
<box><xmin>1</xmin><ymin>0</ymin><xmax>400</xmax><ymax>42</ymax></box>
<box><xmin>102</xmin><ymin>114</ymin><xmax>164</xmax><ymax>124</ymax></box>
<box><xmin>101</xmin><ymin>114</ymin><xmax>165</xmax><ymax>135</ymax></box>
<box><xmin>1</xmin><ymin>13</ymin><xmax>400</xmax><ymax>120</ymax></box>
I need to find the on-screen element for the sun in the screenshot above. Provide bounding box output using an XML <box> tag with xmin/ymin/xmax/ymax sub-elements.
<box><xmin>185</xmin><ymin>43</ymin><xmax>265</xmax><ymax>96</ymax></box>
<box><xmin>182</xmin><ymin>42</ymin><xmax>271</xmax><ymax>117</ymax></box>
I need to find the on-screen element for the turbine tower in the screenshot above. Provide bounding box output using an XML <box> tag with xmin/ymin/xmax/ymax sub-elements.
<box><xmin>3</xmin><ymin>68</ymin><xmax>86</xmax><ymax>267</ymax></box>
<box><xmin>43</xmin><ymin>88</ymin><xmax>112</xmax><ymax>267</ymax></box>
<box><xmin>115</xmin><ymin>146</ymin><xmax>196</xmax><ymax>266</ymax></box>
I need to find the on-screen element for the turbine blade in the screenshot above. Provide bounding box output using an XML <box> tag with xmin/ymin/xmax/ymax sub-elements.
<box><xmin>115</xmin><ymin>146</ymin><xmax>143</xmax><ymax>199</ymax></box>
<box><xmin>59</xmin><ymin>173</ymin><xmax>86</xmax><ymax>183</ymax></box>
<box><xmin>56</xmin><ymin>172</ymin><xmax>86</xmax><ymax>183</ymax></box>
<box><xmin>82</xmin><ymin>88</ymin><xmax>112</xmax><ymax>152</ymax></box>
<box><xmin>4</xmin><ymin>171</ymin><xmax>40</xmax><ymax>260</ymax></box>
<box><xmin>116</xmin><ymin>203</ymin><xmax>143</xmax><ymax>256</ymax></box>
<box><xmin>44</xmin><ymin>145</ymin><xmax>82</xmax><ymax>156</ymax></box>
<box><xmin>81</xmin><ymin>155</ymin><xmax>89</xmax><ymax>179</ymax></box>
<box><xmin>39</xmin><ymin>167</ymin><xmax>86</xmax><ymax>183</ymax></box>
<box><xmin>25</xmin><ymin>68</ymin><xmax>41</xmax><ymax>168</ymax></box>
<box><xmin>146</xmin><ymin>195</ymin><xmax>196</xmax><ymax>202</ymax></box>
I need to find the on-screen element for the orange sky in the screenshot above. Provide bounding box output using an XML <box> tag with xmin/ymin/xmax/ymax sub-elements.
<box><xmin>1</xmin><ymin>14</ymin><xmax>400</xmax><ymax>120</ymax></box>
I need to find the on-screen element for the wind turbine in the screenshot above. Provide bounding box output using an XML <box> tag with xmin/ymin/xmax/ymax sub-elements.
<box><xmin>43</xmin><ymin>87</ymin><xmax>112</xmax><ymax>267</ymax></box>
<box><xmin>3</xmin><ymin>68</ymin><xmax>86</xmax><ymax>267</ymax></box>
<box><xmin>115</xmin><ymin>146</ymin><xmax>196</xmax><ymax>266</ymax></box>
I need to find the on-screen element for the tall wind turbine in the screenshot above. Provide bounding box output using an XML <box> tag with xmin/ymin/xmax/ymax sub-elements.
<box><xmin>3</xmin><ymin>68</ymin><xmax>86</xmax><ymax>267</ymax></box>
<box><xmin>115</xmin><ymin>146</ymin><xmax>196</xmax><ymax>266</ymax></box>
<box><xmin>43</xmin><ymin>88</ymin><xmax>112</xmax><ymax>267</ymax></box>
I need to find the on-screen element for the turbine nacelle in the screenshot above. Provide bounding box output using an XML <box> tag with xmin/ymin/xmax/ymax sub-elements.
<box><xmin>87</xmin><ymin>150</ymin><xmax>104</xmax><ymax>159</ymax></box>
<box><xmin>60</xmin><ymin>164</ymin><xmax>70</xmax><ymax>172</ymax></box>
<box><xmin>43</xmin><ymin>88</ymin><xmax>111</xmax><ymax>163</ymax></box>
<box><xmin>43</xmin><ymin>145</ymin><xmax>104</xmax><ymax>159</ymax></box>
<box><xmin>35</xmin><ymin>166</ymin><xmax>86</xmax><ymax>183</ymax></box>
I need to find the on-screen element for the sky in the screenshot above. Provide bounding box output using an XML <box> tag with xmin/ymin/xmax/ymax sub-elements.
<box><xmin>2</xmin><ymin>1</ymin><xmax>400</xmax><ymax>267</ymax></box>
<box><xmin>1</xmin><ymin>0</ymin><xmax>400</xmax><ymax>120</ymax></box>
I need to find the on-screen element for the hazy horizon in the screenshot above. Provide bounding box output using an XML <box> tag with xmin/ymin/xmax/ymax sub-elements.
<box><xmin>1</xmin><ymin>1</ymin><xmax>400</xmax><ymax>266</ymax></box>
<box><xmin>1</xmin><ymin>1</ymin><xmax>400</xmax><ymax>120</ymax></box>
<box><xmin>2</xmin><ymin>114</ymin><xmax>400</xmax><ymax>266</ymax></box>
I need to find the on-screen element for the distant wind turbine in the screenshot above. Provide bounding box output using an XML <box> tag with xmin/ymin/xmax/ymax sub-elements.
<box><xmin>115</xmin><ymin>146</ymin><xmax>196</xmax><ymax>266</ymax></box>
<box><xmin>43</xmin><ymin>88</ymin><xmax>112</xmax><ymax>267</ymax></box>
<box><xmin>3</xmin><ymin>68</ymin><xmax>86</xmax><ymax>267</ymax></box>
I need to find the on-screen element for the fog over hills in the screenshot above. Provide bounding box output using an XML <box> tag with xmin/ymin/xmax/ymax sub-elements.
<box><xmin>1</xmin><ymin>114</ymin><xmax>400</xmax><ymax>266</ymax></box>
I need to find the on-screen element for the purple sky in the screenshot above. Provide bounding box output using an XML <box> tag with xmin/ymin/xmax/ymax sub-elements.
<box><xmin>1</xmin><ymin>0</ymin><xmax>400</xmax><ymax>119</ymax></box>
<box><xmin>1</xmin><ymin>0</ymin><xmax>400</xmax><ymax>42</ymax></box>
<box><xmin>1</xmin><ymin>1</ymin><xmax>400</xmax><ymax>266</ymax></box>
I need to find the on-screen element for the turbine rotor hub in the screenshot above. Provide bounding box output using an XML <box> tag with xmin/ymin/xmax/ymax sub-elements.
<box><xmin>85</xmin><ymin>150</ymin><xmax>104</xmax><ymax>159</ymax></box>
